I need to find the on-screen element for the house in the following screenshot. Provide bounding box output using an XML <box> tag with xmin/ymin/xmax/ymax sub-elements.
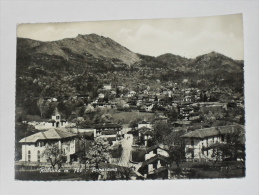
<box><xmin>180</xmin><ymin>125</ymin><xmax>245</xmax><ymax>162</ymax></box>
<box><xmin>129</xmin><ymin>90</ymin><xmax>136</xmax><ymax>96</ymax></box>
<box><xmin>137</xmin><ymin>120</ymin><xmax>151</xmax><ymax>129</ymax></box>
<box><xmin>94</xmin><ymin>123</ymin><xmax>122</xmax><ymax>136</ymax></box>
<box><xmin>103</xmin><ymin>83</ymin><xmax>111</xmax><ymax>90</ymax></box>
<box><xmin>144</xmin><ymin>145</ymin><xmax>169</xmax><ymax>160</ymax></box>
<box><xmin>172</xmin><ymin>120</ymin><xmax>192</xmax><ymax>127</ymax></box>
<box><xmin>144</xmin><ymin>103</ymin><xmax>154</xmax><ymax>112</ymax></box>
<box><xmin>98</xmin><ymin>93</ymin><xmax>105</xmax><ymax>99</ymax></box>
<box><xmin>179</xmin><ymin>106</ymin><xmax>194</xmax><ymax>120</ymax></box>
<box><xmin>138</xmin><ymin>154</ymin><xmax>170</xmax><ymax>179</ymax></box>
<box><xmin>154</xmin><ymin>115</ymin><xmax>168</xmax><ymax>123</ymax></box>
<box><xmin>138</xmin><ymin>126</ymin><xmax>153</xmax><ymax>146</ymax></box>
<box><xmin>34</xmin><ymin>107</ymin><xmax>69</xmax><ymax>130</ymax></box>
<box><xmin>99</xmin><ymin>135</ymin><xmax>118</xmax><ymax>145</ymax></box>
<box><xmin>19</xmin><ymin>128</ymin><xmax>79</xmax><ymax>163</ymax></box>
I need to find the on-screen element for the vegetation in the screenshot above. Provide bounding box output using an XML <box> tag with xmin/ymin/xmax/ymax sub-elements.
<box><xmin>85</xmin><ymin>137</ymin><xmax>111</xmax><ymax>168</ymax></box>
<box><xmin>42</xmin><ymin>143</ymin><xmax>67</xmax><ymax>169</ymax></box>
<box><xmin>153</xmin><ymin>121</ymin><xmax>186</xmax><ymax>168</ymax></box>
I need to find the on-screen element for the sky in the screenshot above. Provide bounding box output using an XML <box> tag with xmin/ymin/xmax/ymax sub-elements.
<box><xmin>17</xmin><ymin>14</ymin><xmax>244</xmax><ymax>60</ymax></box>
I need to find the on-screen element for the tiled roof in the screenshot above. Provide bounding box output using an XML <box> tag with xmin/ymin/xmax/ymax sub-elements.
<box><xmin>181</xmin><ymin>125</ymin><xmax>244</xmax><ymax>139</ymax></box>
<box><xmin>138</xmin><ymin>121</ymin><xmax>149</xmax><ymax>124</ymax></box>
<box><xmin>140</xmin><ymin>154</ymin><xmax>169</xmax><ymax>168</ymax></box>
<box><xmin>19</xmin><ymin>129</ymin><xmax>76</xmax><ymax>143</ymax></box>
<box><xmin>94</xmin><ymin>123</ymin><xmax>122</xmax><ymax>129</ymax></box>
<box><xmin>146</xmin><ymin>145</ymin><xmax>166</xmax><ymax>153</ymax></box>
<box><xmin>102</xmin><ymin>130</ymin><xmax>117</xmax><ymax>135</ymax></box>
<box><xmin>138</xmin><ymin>126</ymin><xmax>151</xmax><ymax>131</ymax></box>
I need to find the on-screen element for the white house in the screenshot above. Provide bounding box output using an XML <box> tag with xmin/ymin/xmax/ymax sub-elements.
<box><xmin>137</xmin><ymin>120</ymin><xmax>151</xmax><ymax>129</ymax></box>
<box><xmin>144</xmin><ymin>145</ymin><xmax>169</xmax><ymax>161</ymax></box>
<box><xmin>103</xmin><ymin>83</ymin><xmax>111</xmax><ymax>90</ymax></box>
<box><xmin>138</xmin><ymin>126</ymin><xmax>153</xmax><ymax>147</ymax></box>
<box><xmin>138</xmin><ymin>146</ymin><xmax>170</xmax><ymax>179</ymax></box>
<box><xmin>19</xmin><ymin>128</ymin><xmax>79</xmax><ymax>163</ymax></box>
<box><xmin>33</xmin><ymin>107</ymin><xmax>69</xmax><ymax>130</ymax></box>
<box><xmin>98</xmin><ymin>93</ymin><xmax>105</xmax><ymax>99</ymax></box>
<box><xmin>181</xmin><ymin>125</ymin><xmax>245</xmax><ymax>162</ymax></box>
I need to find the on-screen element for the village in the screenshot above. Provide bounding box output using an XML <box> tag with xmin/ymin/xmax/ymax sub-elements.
<box><xmin>15</xmin><ymin>78</ymin><xmax>245</xmax><ymax>180</ymax></box>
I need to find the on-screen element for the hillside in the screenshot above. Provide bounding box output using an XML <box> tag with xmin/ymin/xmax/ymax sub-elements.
<box><xmin>189</xmin><ymin>51</ymin><xmax>243</xmax><ymax>72</ymax></box>
<box><xmin>17</xmin><ymin>33</ymin><xmax>140</xmax><ymax>67</ymax></box>
<box><xmin>16</xmin><ymin>34</ymin><xmax>244</xmax><ymax>101</ymax></box>
<box><xmin>156</xmin><ymin>53</ymin><xmax>191</xmax><ymax>70</ymax></box>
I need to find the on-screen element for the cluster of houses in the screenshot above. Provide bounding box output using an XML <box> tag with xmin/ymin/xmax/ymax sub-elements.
<box><xmin>19</xmin><ymin>107</ymin><xmax>123</xmax><ymax>164</ymax></box>
<box><xmin>18</xmin><ymin>110</ymin><xmax>244</xmax><ymax>180</ymax></box>
<box><xmin>17</xmin><ymin>82</ymin><xmax>244</xmax><ymax>179</ymax></box>
<box><xmin>134</xmin><ymin>124</ymin><xmax>244</xmax><ymax>179</ymax></box>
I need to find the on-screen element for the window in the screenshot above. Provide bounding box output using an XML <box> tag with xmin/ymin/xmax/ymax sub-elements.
<box><xmin>191</xmin><ymin>139</ymin><xmax>194</xmax><ymax>146</ymax></box>
<box><xmin>202</xmin><ymin>143</ymin><xmax>204</xmax><ymax>155</ymax></box>
<box><xmin>56</xmin><ymin>116</ymin><xmax>60</xmax><ymax>120</ymax></box>
<box><xmin>37</xmin><ymin>151</ymin><xmax>40</xmax><ymax>162</ymax></box>
<box><xmin>28</xmin><ymin>151</ymin><xmax>31</xmax><ymax>162</ymax></box>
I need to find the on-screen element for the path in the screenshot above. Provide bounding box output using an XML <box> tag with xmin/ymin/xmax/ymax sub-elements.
<box><xmin>117</xmin><ymin>134</ymin><xmax>133</xmax><ymax>166</ymax></box>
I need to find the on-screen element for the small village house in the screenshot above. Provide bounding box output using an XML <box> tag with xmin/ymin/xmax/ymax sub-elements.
<box><xmin>181</xmin><ymin>125</ymin><xmax>245</xmax><ymax>162</ymax></box>
<box><xmin>94</xmin><ymin>123</ymin><xmax>122</xmax><ymax>137</ymax></box>
<box><xmin>138</xmin><ymin>145</ymin><xmax>170</xmax><ymax>179</ymax></box>
<box><xmin>19</xmin><ymin>128</ymin><xmax>79</xmax><ymax>163</ymax></box>
<box><xmin>31</xmin><ymin>107</ymin><xmax>69</xmax><ymax>130</ymax></box>
<box><xmin>138</xmin><ymin>126</ymin><xmax>153</xmax><ymax>147</ymax></box>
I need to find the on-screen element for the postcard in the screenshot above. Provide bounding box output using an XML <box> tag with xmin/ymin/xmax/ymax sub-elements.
<box><xmin>15</xmin><ymin>14</ymin><xmax>245</xmax><ymax>181</ymax></box>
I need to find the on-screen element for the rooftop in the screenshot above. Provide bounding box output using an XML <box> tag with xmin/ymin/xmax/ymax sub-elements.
<box><xmin>181</xmin><ymin>125</ymin><xmax>244</xmax><ymax>139</ymax></box>
<box><xmin>94</xmin><ymin>123</ymin><xmax>122</xmax><ymax>129</ymax></box>
<box><xmin>19</xmin><ymin>129</ymin><xmax>76</xmax><ymax>143</ymax></box>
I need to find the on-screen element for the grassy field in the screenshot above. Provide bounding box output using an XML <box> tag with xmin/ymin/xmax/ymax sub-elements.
<box><xmin>112</xmin><ymin>111</ymin><xmax>155</xmax><ymax>124</ymax></box>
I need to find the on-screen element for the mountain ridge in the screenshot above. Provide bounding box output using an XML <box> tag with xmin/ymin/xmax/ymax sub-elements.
<box><xmin>16</xmin><ymin>34</ymin><xmax>244</xmax><ymax>99</ymax></box>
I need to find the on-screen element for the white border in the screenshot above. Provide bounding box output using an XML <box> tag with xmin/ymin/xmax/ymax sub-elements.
<box><xmin>0</xmin><ymin>1</ymin><xmax>258</xmax><ymax>195</ymax></box>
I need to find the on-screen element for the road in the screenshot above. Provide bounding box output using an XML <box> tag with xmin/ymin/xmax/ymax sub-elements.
<box><xmin>118</xmin><ymin>134</ymin><xmax>133</xmax><ymax>166</ymax></box>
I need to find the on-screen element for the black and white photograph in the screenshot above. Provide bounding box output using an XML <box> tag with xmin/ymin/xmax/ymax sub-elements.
<box><xmin>14</xmin><ymin>14</ymin><xmax>246</xmax><ymax>181</ymax></box>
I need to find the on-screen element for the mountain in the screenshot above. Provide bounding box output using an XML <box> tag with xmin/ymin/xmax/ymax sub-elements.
<box><xmin>17</xmin><ymin>33</ymin><xmax>140</xmax><ymax>67</ymax></box>
<box><xmin>16</xmin><ymin>34</ymin><xmax>244</xmax><ymax>101</ymax></box>
<box><xmin>156</xmin><ymin>53</ymin><xmax>191</xmax><ymax>69</ymax></box>
<box><xmin>188</xmin><ymin>51</ymin><xmax>243</xmax><ymax>72</ymax></box>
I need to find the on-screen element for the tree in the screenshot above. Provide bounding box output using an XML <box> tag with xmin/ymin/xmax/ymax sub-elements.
<box><xmin>84</xmin><ymin>104</ymin><xmax>95</xmax><ymax>114</ymax></box>
<box><xmin>42</xmin><ymin>143</ymin><xmax>67</xmax><ymax>169</ymax></box>
<box><xmin>129</xmin><ymin>117</ymin><xmax>142</xmax><ymax>129</ymax></box>
<box><xmin>72</xmin><ymin>117</ymin><xmax>84</xmax><ymax>132</ymax></box>
<box><xmin>166</xmin><ymin>107</ymin><xmax>178</xmax><ymax>122</ymax></box>
<box><xmin>153</xmin><ymin>121</ymin><xmax>185</xmax><ymax>168</ymax></box>
<box><xmin>85</xmin><ymin>137</ymin><xmax>111</xmax><ymax>169</ymax></box>
<box><xmin>208</xmin><ymin>125</ymin><xmax>245</xmax><ymax>163</ymax></box>
<box><xmin>100</xmin><ymin>113</ymin><xmax>113</xmax><ymax>123</ymax></box>
<box><xmin>37</xmin><ymin>97</ymin><xmax>46</xmax><ymax>118</ymax></box>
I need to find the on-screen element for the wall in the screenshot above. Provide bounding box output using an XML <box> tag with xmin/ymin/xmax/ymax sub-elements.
<box><xmin>145</xmin><ymin>148</ymin><xmax>169</xmax><ymax>160</ymax></box>
<box><xmin>20</xmin><ymin>139</ymin><xmax>78</xmax><ymax>163</ymax></box>
<box><xmin>185</xmin><ymin>135</ymin><xmax>223</xmax><ymax>160</ymax></box>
